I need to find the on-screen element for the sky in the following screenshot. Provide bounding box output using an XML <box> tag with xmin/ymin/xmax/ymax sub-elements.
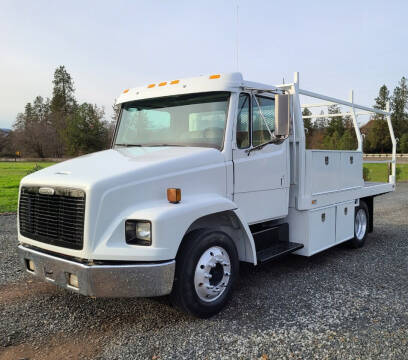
<box><xmin>1</xmin><ymin>0</ymin><xmax>407</xmax><ymax>129</ymax></box>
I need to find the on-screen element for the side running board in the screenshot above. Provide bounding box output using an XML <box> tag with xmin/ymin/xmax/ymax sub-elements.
<box><xmin>251</xmin><ymin>223</ymin><xmax>304</xmax><ymax>264</ymax></box>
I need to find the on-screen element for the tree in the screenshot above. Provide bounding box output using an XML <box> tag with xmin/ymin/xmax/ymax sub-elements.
<box><xmin>321</xmin><ymin>105</ymin><xmax>343</xmax><ymax>149</ymax></box>
<box><xmin>314</xmin><ymin>110</ymin><xmax>328</xmax><ymax>130</ymax></box>
<box><xmin>374</xmin><ymin>84</ymin><xmax>390</xmax><ymax>112</ymax></box>
<box><xmin>50</xmin><ymin>66</ymin><xmax>77</xmax><ymax>156</ymax></box>
<box><xmin>112</xmin><ymin>100</ymin><xmax>121</xmax><ymax>122</ymax></box>
<box><xmin>391</xmin><ymin>77</ymin><xmax>408</xmax><ymax>143</ymax></box>
<box><xmin>0</xmin><ymin>129</ymin><xmax>13</xmax><ymax>156</ymax></box>
<box><xmin>400</xmin><ymin>133</ymin><xmax>408</xmax><ymax>153</ymax></box>
<box><xmin>302</xmin><ymin>107</ymin><xmax>313</xmax><ymax>131</ymax></box>
<box><xmin>106</xmin><ymin>100</ymin><xmax>121</xmax><ymax>145</ymax></box>
<box><xmin>326</xmin><ymin>105</ymin><xmax>345</xmax><ymax>137</ymax></box>
<box><xmin>50</xmin><ymin>66</ymin><xmax>76</xmax><ymax>114</ymax></box>
<box><xmin>362</xmin><ymin>84</ymin><xmax>393</xmax><ymax>153</ymax></box>
<box><xmin>12</xmin><ymin>96</ymin><xmax>51</xmax><ymax>157</ymax></box>
<box><xmin>302</xmin><ymin>107</ymin><xmax>313</xmax><ymax>148</ymax></box>
<box><xmin>12</xmin><ymin>65</ymin><xmax>113</xmax><ymax>157</ymax></box>
<box><xmin>64</xmin><ymin>103</ymin><xmax>109</xmax><ymax>155</ymax></box>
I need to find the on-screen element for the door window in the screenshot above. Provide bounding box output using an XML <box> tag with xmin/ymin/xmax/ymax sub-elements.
<box><xmin>252</xmin><ymin>96</ymin><xmax>275</xmax><ymax>146</ymax></box>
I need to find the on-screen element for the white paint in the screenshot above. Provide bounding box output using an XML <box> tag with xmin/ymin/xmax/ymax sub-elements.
<box><xmin>18</xmin><ymin>72</ymin><xmax>396</xmax><ymax>267</ymax></box>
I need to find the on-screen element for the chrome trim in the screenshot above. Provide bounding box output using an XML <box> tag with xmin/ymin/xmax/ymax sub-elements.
<box><xmin>18</xmin><ymin>245</ymin><xmax>175</xmax><ymax>297</ymax></box>
<box><xmin>355</xmin><ymin>208</ymin><xmax>367</xmax><ymax>241</ymax></box>
<box><xmin>21</xmin><ymin>186</ymin><xmax>85</xmax><ymax>198</ymax></box>
<box><xmin>39</xmin><ymin>187</ymin><xmax>55</xmax><ymax>195</ymax></box>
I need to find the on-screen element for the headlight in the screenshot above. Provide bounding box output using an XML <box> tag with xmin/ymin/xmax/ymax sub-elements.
<box><xmin>125</xmin><ymin>220</ymin><xmax>151</xmax><ymax>246</ymax></box>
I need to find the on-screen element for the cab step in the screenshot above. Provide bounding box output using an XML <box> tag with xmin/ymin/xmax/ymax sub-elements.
<box><xmin>251</xmin><ymin>222</ymin><xmax>304</xmax><ymax>264</ymax></box>
<box><xmin>256</xmin><ymin>241</ymin><xmax>304</xmax><ymax>263</ymax></box>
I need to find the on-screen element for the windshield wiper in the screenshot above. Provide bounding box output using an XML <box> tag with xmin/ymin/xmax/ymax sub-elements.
<box><xmin>115</xmin><ymin>144</ymin><xmax>143</xmax><ymax>147</ymax></box>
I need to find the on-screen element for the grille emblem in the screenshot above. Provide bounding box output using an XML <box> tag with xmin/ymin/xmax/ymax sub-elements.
<box><xmin>39</xmin><ymin>187</ymin><xmax>55</xmax><ymax>195</ymax></box>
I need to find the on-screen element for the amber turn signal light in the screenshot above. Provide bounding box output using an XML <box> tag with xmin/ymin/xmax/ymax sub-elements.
<box><xmin>167</xmin><ymin>188</ymin><xmax>181</xmax><ymax>203</ymax></box>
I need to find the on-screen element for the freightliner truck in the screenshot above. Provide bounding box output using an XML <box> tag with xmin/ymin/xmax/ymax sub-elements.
<box><xmin>17</xmin><ymin>73</ymin><xmax>396</xmax><ymax>318</ymax></box>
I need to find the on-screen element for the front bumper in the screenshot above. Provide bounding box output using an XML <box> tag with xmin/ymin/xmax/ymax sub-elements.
<box><xmin>18</xmin><ymin>245</ymin><xmax>175</xmax><ymax>297</ymax></box>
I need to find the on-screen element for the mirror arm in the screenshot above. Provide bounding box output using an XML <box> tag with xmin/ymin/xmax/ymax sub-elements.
<box><xmin>245</xmin><ymin>135</ymin><xmax>287</xmax><ymax>155</ymax></box>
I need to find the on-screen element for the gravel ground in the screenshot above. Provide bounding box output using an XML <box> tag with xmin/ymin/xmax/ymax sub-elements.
<box><xmin>1</xmin><ymin>184</ymin><xmax>408</xmax><ymax>359</ymax></box>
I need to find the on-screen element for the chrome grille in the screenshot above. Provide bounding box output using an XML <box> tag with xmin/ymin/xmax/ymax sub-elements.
<box><xmin>19</xmin><ymin>186</ymin><xmax>85</xmax><ymax>250</ymax></box>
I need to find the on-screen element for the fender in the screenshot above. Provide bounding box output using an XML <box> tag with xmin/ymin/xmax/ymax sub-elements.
<box><xmin>91</xmin><ymin>193</ymin><xmax>257</xmax><ymax>263</ymax></box>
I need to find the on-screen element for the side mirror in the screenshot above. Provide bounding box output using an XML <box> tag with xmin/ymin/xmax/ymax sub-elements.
<box><xmin>275</xmin><ymin>94</ymin><xmax>290</xmax><ymax>137</ymax></box>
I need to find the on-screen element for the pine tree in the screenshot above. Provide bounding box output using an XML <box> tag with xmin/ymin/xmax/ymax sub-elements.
<box><xmin>368</xmin><ymin>85</ymin><xmax>392</xmax><ymax>153</ymax></box>
<box><xmin>64</xmin><ymin>103</ymin><xmax>108</xmax><ymax>155</ymax></box>
<box><xmin>302</xmin><ymin>107</ymin><xmax>313</xmax><ymax>148</ymax></box>
<box><xmin>374</xmin><ymin>85</ymin><xmax>390</xmax><ymax>114</ymax></box>
<box><xmin>50</xmin><ymin>66</ymin><xmax>77</xmax><ymax>156</ymax></box>
<box><xmin>391</xmin><ymin>77</ymin><xmax>408</xmax><ymax>142</ymax></box>
<box><xmin>315</xmin><ymin>110</ymin><xmax>328</xmax><ymax>129</ymax></box>
<box><xmin>50</xmin><ymin>66</ymin><xmax>76</xmax><ymax>114</ymax></box>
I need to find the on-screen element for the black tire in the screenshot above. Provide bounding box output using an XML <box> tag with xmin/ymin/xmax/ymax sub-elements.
<box><xmin>170</xmin><ymin>229</ymin><xmax>239</xmax><ymax>318</ymax></box>
<box><xmin>349</xmin><ymin>201</ymin><xmax>369</xmax><ymax>248</ymax></box>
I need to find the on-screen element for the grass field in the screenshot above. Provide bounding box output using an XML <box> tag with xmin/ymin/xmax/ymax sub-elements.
<box><xmin>363</xmin><ymin>163</ymin><xmax>408</xmax><ymax>183</ymax></box>
<box><xmin>0</xmin><ymin>161</ymin><xmax>407</xmax><ymax>213</ymax></box>
<box><xmin>0</xmin><ymin>162</ymin><xmax>55</xmax><ymax>213</ymax></box>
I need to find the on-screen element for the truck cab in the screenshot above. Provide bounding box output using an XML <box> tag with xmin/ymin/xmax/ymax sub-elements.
<box><xmin>17</xmin><ymin>72</ymin><xmax>396</xmax><ymax>318</ymax></box>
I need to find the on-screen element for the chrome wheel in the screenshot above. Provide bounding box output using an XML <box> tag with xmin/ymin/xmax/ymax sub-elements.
<box><xmin>194</xmin><ymin>246</ymin><xmax>231</xmax><ymax>302</ymax></box>
<box><xmin>355</xmin><ymin>208</ymin><xmax>367</xmax><ymax>240</ymax></box>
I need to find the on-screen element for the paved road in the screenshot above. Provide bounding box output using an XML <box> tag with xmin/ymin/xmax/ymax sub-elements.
<box><xmin>1</xmin><ymin>185</ymin><xmax>407</xmax><ymax>359</ymax></box>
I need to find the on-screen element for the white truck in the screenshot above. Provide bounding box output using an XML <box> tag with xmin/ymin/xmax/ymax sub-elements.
<box><xmin>17</xmin><ymin>72</ymin><xmax>396</xmax><ymax>318</ymax></box>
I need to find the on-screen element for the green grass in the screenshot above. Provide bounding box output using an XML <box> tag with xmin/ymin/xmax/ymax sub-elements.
<box><xmin>0</xmin><ymin>161</ymin><xmax>407</xmax><ymax>213</ymax></box>
<box><xmin>0</xmin><ymin>162</ymin><xmax>56</xmax><ymax>213</ymax></box>
<box><xmin>363</xmin><ymin>163</ymin><xmax>408</xmax><ymax>182</ymax></box>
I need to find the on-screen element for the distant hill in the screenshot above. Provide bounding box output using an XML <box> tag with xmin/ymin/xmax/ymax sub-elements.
<box><xmin>0</xmin><ymin>128</ymin><xmax>11</xmax><ymax>134</ymax></box>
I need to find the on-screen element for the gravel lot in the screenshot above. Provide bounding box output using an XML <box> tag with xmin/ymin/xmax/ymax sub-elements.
<box><xmin>1</xmin><ymin>184</ymin><xmax>408</xmax><ymax>359</ymax></box>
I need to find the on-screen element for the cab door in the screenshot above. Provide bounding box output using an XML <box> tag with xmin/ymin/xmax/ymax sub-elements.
<box><xmin>232</xmin><ymin>93</ymin><xmax>289</xmax><ymax>223</ymax></box>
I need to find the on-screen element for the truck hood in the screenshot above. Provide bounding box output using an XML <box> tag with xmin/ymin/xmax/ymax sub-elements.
<box><xmin>21</xmin><ymin>146</ymin><xmax>226</xmax><ymax>189</ymax></box>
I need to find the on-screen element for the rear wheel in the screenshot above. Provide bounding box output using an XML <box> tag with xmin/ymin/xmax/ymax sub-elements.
<box><xmin>170</xmin><ymin>229</ymin><xmax>239</xmax><ymax>318</ymax></box>
<box><xmin>349</xmin><ymin>201</ymin><xmax>369</xmax><ymax>248</ymax></box>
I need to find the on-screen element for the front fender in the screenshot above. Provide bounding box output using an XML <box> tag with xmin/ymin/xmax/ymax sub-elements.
<box><xmin>91</xmin><ymin>194</ymin><xmax>256</xmax><ymax>262</ymax></box>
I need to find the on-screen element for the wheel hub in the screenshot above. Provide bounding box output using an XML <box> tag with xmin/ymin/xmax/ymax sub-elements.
<box><xmin>194</xmin><ymin>246</ymin><xmax>231</xmax><ymax>302</ymax></box>
<box><xmin>355</xmin><ymin>208</ymin><xmax>367</xmax><ymax>240</ymax></box>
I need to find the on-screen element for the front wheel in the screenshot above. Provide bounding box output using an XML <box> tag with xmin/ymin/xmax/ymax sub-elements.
<box><xmin>170</xmin><ymin>229</ymin><xmax>239</xmax><ymax>318</ymax></box>
<box><xmin>349</xmin><ymin>201</ymin><xmax>369</xmax><ymax>248</ymax></box>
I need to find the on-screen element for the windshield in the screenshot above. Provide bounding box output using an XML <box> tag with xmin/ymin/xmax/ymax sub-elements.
<box><xmin>114</xmin><ymin>92</ymin><xmax>230</xmax><ymax>150</ymax></box>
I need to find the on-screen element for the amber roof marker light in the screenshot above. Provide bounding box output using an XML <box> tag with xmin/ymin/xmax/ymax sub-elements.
<box><xmin>167</xmin><ymin>188</ymin><xmax>181</xmax><ymax>204</ymax></box>
<box><xmin>209</xmin><ymin>74</ymin><xmax>221</xmax><ymax>79</ymax></box>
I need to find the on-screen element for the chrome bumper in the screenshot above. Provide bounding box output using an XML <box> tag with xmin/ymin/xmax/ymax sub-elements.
<box><xmin>17</xmin><ymin>245</ymin><xmax>175</xmax><ymax>297</ymax></box>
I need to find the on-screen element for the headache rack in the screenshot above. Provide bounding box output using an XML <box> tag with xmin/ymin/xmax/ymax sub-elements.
<box><xmin>19</xmin><ymin>186</ymin><xmax>85</xmax><ymax>250</ymax></box>
<box><xmin>274</xmin><ymin>72</ymin><xmax>396</xmax><ymax>210</ymax></box>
